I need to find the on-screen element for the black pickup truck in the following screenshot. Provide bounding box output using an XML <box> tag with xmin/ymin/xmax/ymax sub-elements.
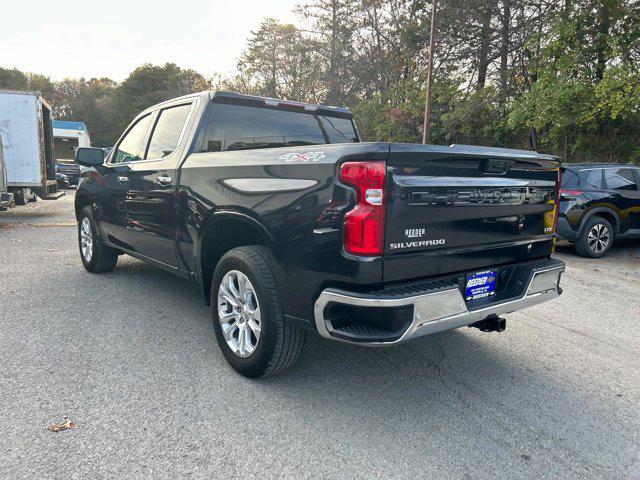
<box><xmin>74</xmin><ymin>91</ymin><xmax>565</xmax><ymax>378</ymax></box>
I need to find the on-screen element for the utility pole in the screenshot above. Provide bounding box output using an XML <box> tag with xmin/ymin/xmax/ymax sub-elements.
<box><xmin>422</xmin><ymin>0</ymin><xmax>438</xmax><ymax>144</ymax></box>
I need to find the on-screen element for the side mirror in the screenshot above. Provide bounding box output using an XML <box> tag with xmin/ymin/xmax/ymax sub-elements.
<box><xmin>75</xmin><ymin>147</ymin><xmax>105</xmax><ymax>167</ymax></box>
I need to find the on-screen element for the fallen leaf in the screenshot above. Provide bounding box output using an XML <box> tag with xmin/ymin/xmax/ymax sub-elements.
<box><xmin>48</xmin><ymin>417</ymin><xmax>75</xmax><ymax>432</ymax></box>
<box><xmin>0</xmin><ymin>224</ymin><xmax>14</xmax><ymax>229</ymax></box>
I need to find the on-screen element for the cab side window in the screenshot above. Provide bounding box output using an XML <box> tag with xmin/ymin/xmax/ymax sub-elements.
<box><xmin>112</xmin><ymin>114</ymin><xmax>152</xmax><ymax>164</ymax></box>
<box><xmin>145</xmin><ymin>104</ymin><xmax>192</xmax><ymax>159</ymax></box>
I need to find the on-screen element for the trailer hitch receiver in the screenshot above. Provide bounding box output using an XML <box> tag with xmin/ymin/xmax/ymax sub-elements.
<box><xmin>469</xmin><ymin>314</ymin><xmax>506</xmax><ymax>333</ymax></box>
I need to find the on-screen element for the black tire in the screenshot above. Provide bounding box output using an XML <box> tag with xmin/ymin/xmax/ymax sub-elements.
<box><xmin>211</xmin><ymin>246</ymin><xmax>306</xmax><ymax>378</ymax></box>
<box><xmin>575</xmin><ymin>216</ymin><xmax>614</xmax><ymax>258</ymax></box>
<box><xmin>78</xmin><ymin>206</ymin><xmax>119</xmax><ymax>273</ymax></box>
<box><xmin>14</xmin><ymin>188</ymin><xmax>27</xmax><ymax>205</ymax></box>
<box><xmin>28</xmin><ymin>191</ymin><xmax>37</xmax><ymax>202</ymax></box>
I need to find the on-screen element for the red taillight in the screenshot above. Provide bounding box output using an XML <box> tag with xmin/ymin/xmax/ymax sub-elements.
<box><xmin>339</xmin><ymin>161</ymin><xmax>386</xmax><ymax>256</ymax></box>
<box><xmin>560</xmin><ymin>189</ymin><xmax>583</xmax><ymax>198</ymax></box>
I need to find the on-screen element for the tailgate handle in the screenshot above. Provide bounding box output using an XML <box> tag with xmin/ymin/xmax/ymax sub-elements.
<box><xmin>482</xmin><ymin>159</ymin><xmax>515</xmax><ymax>174</ymax></box>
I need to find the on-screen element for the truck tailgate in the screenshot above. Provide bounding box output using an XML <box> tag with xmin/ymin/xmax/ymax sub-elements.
<box><xmin>383</xmin><ymin>144</ymin><xmax>559</xmax><ymax>283</ymax></box>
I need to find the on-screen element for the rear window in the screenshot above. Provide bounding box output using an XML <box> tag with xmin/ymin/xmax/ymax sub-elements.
<box><xmin>603</xmin><ymin>168</ymin><xmax>638</xmax><ymax>191</ymax></box>
<box><xmin>582</xmin><ymin>170</ymin><xmax>604</xmax><ymax>189</ymax></box>
<box><xmin>200</xmin><ymin>103</ymin><xmax>358</xmax><ymax>152</ymax></box>
<box><xmin>563</xmin><ymin>169</ymin><xmax>603</xmax><ymax>190</ymax></box>
<box><xmin>561</xmin><ymin>169</ymin><xmax>580</xmax><ymax>188</ymax></box>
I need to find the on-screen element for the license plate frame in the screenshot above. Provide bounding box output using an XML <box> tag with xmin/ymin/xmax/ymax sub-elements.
<box><xmin>465</xmin><ymin>270</ymin><xmax>497</xmax><ymax>301</ymax></box>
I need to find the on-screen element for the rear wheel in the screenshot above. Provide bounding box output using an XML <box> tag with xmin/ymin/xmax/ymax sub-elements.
<box><xmin>575</xmin><ymin>216</ymin><xmax>614</xmax><ymax>258</ymax></box>
<box><xmin>14</xmin><ymin>188</ymin><xmax>28</xmax><ymax>205</ymax></box>
<box><xmin>211</xmin><ymin>246</ymin><xmax>306</xmax><ymax>378</ymax></box>
<box><xmin>78</xmin><ymin>206</ymin><xmax>119</xmax><ymax>273</ymax></box>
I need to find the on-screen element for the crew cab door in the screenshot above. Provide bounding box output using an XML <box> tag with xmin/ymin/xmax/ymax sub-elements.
<box><xmin>120</xmin><ymin>101</ymin><xmax>197</xmax><ymax>267</ymax></box>
<box><xmin>100</xmin><ymin>113</ymin><xmax>154</xmax><ymax>249</ymax></box>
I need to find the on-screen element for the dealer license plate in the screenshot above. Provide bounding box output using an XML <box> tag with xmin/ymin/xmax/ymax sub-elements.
<box><xmin>465</xmin><ymin>270</ymin><xmax>497</xmax><ymax>301</ymax></box>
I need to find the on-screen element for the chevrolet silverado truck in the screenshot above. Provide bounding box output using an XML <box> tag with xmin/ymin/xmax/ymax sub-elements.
<box><xmin>74</xmin><ymin>91</ymin><xmax>565</xmax><ymax>378</ymax></box>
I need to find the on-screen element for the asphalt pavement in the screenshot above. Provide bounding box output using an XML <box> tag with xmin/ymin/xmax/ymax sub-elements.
<box><xmin>1</xmin><ymin>193</ymin><xmax>638</xmax><ymax>479</ymax></box>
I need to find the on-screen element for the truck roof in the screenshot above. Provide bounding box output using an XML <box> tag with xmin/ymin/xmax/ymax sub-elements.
<box><xmin>0</xmin><ymin>89</ymin><xmax>52</xmax><ymax>110</ymax></box>
<box><xmin>53</xmin><ymin>120</ymin><xmax>88</xmax><ymax>131</ymax></box>
<box><xmin>138</xmin><ymin>90</ymin><xmax>353</xmax><ymax>119</ymax></box>
<box><xmin>210</xmin><ymin>91</ymin><xmax>353</xmax><ymax>118</ymax></box>
<box><xmin>140</xmin><ymin>91</ymin><xmax>353</xmax><ymax>119</ymax></box>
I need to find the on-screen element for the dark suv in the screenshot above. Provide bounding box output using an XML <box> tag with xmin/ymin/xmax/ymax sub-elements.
<box><xmin>557</xmin><ymin>164</ymin><xmax>640</xmax><ymax>257</ymax></box>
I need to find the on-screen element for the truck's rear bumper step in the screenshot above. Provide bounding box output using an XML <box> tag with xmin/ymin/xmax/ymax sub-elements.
<box><xmin>314</xmin><ymin>258</ymin><xmax>565</xmax><ymax>346</ymax></box>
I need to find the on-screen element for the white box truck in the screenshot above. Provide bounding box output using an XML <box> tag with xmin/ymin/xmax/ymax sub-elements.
<box><xmin>0</xmin><ymin>90</ymin><xmax>63</xmax><ymax>204</ymax></box>
<box><xmin>53</xmin><ymin>120</ymin><xmax>91</xmax><ymax>186</ymax></box>
<box><xmin>0</xmin><ymin>136</ymin><xmax>13</xmax><ymax>209</ymax></box>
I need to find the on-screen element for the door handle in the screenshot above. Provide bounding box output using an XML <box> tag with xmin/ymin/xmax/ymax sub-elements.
<box><xmin>157</xmin><ymin>175</ymin><xmax>172</xmax><ymax>185</ymax></box>
<box><xmin>117</xmin><ymin>176</ymin><xmax>129</xmax><ymax>184</ymax></box>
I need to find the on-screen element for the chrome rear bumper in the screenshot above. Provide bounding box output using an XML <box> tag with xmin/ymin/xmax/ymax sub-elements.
<box><xmin>314</xmin><ymin>259</ymin><xmax>565</xmax><ymax>346</ymax></box>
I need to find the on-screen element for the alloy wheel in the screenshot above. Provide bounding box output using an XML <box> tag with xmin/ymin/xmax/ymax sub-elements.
<box><xmin>587</xmin><ymin>223</ymin><xmax>610</xmax><ymax>254</ymax></box>
<box><xmin>217</xmin><ymin>270</ymin><xmax>262</xmax><ymax>358</ymax></box>
<box><xmin>80</xmin><ymin>217</ymin><xmax>93</xmax><ymax>262</ymax></box>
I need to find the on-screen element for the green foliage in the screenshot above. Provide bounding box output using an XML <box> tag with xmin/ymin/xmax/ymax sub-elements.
<box><xmin>353</xmin><ymin>77</ymin><xmax>459</xmax><ymax>144</ymax></box>
<box><xmin>0</xmin><ymin>68</ymin><xmax>57</xmax><ymax>102</ymax></box>
<box><xmin>115</xmin><ymin>63</ymin><xmax>208</xmax><ymax>133</ymax></box>
<box><xmin>509</xmin><ymin>0</ymin><xmax>640</xmax><ymax>162</ymax></box>
<box><xmin>225</xmin><ymin>18</ymin><xmax>323</xmax><ymax>102</ymax></box>
<box><xmin>441</xmin><ymin>87</ymin><xmax>511</xmax><ymax>148</ymax></box>
<box><xmin>55</xmin><ymin>78</ymin><xmax>119</xmax><ymax>147</ymax></box>
<box><xmin>0</xmin><ymin>68</ymin><xmax>28</xmax><ymax>90</ymax></box>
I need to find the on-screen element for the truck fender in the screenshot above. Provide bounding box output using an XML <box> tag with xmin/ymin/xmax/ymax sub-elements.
<box><xmin>197</xmin><ymin>209</ymin><xmax>275</xmax><ymax>304</ymax></box>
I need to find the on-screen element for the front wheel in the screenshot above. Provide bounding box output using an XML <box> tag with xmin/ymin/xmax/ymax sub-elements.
<box><xmin>78</xmin><ymin>206</ymin><xmax>119</xmax><ymax>273</ymax></box>
<box><xmin>575</xmin><ymin>217</ymin><xmax>614</xmax><ymax>258</ymax></box>
<box><xmin>211</xmin><ymin>246</ymin><xmax>306</xmax><ymax>378</ymax></box>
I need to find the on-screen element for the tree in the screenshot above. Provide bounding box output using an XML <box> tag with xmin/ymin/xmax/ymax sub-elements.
<box><xmin>296</xmin><ymin>0</ymin><xmax>358</xmax><ymax>105</ymax></box>
<box><xmin>54</xmin><ymin>78</ymin><xmax>119</xmax><ymax>147</ymax></box>
<box><xmin>509</xmin><ymin>0</ymin><xmax>640</xmax><ymax>161</ymax></box>
<box><xmin>0</xmin><ymin>68</ymin><xmax>58</xmax><ymax>104</ymax></box>
<box><xmin>0</xmin><ymin>68</ymin><xmax>29</xmax><ymax>90</ymax></box>
<box><xmin>228</xmin><ymin>18</ymin><xmax>323</xmax><ymax>102</ymax></box>
<box><xmin>115</xmin><ymin>63</ymin><xmax>208</xmax><ymax>131</ymax></box>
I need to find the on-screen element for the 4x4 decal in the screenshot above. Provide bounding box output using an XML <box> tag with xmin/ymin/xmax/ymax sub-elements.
<box><xmin>279</xmin><ymin>152</ymin><xmax>326</xmax><ymax>163</ymax></box>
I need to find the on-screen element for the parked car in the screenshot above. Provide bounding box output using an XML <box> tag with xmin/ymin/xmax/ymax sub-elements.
<box><xmin>55</xmin><ymin>161</ymin><xmax>81</xmax><ymax>186</ymax></box>
<box><xmin>557</xmin><ymin>163</ymin><xmax>640</xmax><ymax>257</ymax></box>
<box><xmin>55</xmin><ymin>172</ymin><xmax>70</xmax><ymax>190</ymax></box>
<box><xmin>73</xmin><ymin>91</ymin><xmax>565</xmax><ymax>378</ymax></box>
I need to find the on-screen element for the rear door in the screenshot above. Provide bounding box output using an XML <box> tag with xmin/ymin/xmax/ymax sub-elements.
<box><xmin>383</xmin><ymin>145</ymin><xmax>559</xmax><ymax>283</ymax></box>
<box><xmin>602</xmin><ymin>167</ymin><xmax>640</xmax><ymax>231</ymax></box>
<box><xmin>122</xmin><ymin>101</ymin><xmax>197</xmax><ymax>267</ymax></box>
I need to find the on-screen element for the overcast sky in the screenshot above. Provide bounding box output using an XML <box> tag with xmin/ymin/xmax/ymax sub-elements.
<box><xmin>3</xmin><ymin>0</ymin><xmax>299</xmax><ymax>81</ymax></box>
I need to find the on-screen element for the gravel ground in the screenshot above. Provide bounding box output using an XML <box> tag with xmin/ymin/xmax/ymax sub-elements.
<box><xmin>1</xmin><ymin>193</ymin><xmax>639</xmax><ymax>480</ymax></box>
